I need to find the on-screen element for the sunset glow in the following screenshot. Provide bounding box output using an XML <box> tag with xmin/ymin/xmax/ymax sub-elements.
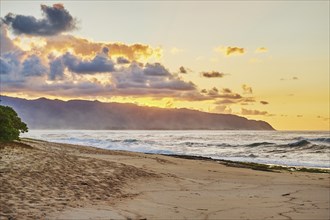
<box><xmin>1</xmin><ymin>1</ymin><xmax>329</xmax><ymax>130</ymax></box>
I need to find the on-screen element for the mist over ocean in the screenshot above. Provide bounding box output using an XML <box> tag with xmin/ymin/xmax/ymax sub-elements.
<box><xmin>23</xmin><ymin>130</ymin><xmax>330</xmax><ymax>168</ymax></box>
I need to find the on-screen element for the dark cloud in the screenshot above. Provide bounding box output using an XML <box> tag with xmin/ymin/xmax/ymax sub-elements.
<box><xmin>112</xmin><ymin>62</ymin><xmax>196</xmax><ymax>92</ymax></box>
<box><xmin>226</xmin><ymin>47</ymin><xmax>245</xmax><ymax>56</ymax></box>
<box><xmin>202</xmin><ymin>71</ymin><xmax>225</xmax><ymax>78</ymax></box>
<box><xmin>297</xmin><ymin>115</ymin><xmax>303</xmax><ymax>117</ymax></box>
<box><xmin>200</xmin><ymin>87</ymin><xmax>243</xmax><ymax>101</ymax></box>
<box><xmin>150</xmin><ymin>80</ymin><xmax>196</xmax><ymax>91</ymax></box>
<box><xmin>49</xmin><ymin>57</ymin><xmax>65</xmax><ymax>80</ymax></box>
<box><xmin>207</xmin><ymin>87</ymin><xmax>219</xmax><ymax>96</ymax></box>
<box><xmin>212</xmin><ymin>87</ymin><xmax>219</xmax><ymax>93</ymax></box>
<box><xmin>0</xmin><ymin>58</ymin><xmax>11</xmax><ymax>75</ymax></box>
<box><xmin>292</xmin><ymin>77</ymin><xmax>298</xmax><ymax>80</ymax></box>
<box><xmin>0</xmin><ymin>51</ymin><xmax>24</xmax><ymax>76</ymax></box>
<box><xmin>49</xmin><ymin>52</ymin><xmax>115</xmax><ymax>78</ymax></box>
<box><xmin>241</xmin><ymin>108</ymin><xmax>268</xmax><ymax>116</ymax></box>
<box><xmin>144</xmin><ymin>63</ymin><xmax>171</xmax><ymax>76</ymax></box>
<box><xmin>179</xmin><ymin>66</ymin><xmax>187</xmax><ymax>74</ymax></box>
<box><xmin>1</xmin><ymin>50</ymin><xmax>47</xmax><ymax>83</ymax></box>
<box><xmin>117</xmin><ymin>57</ymin><xmax>130</xmax><ymax>64</ymax></box>
<box><xmin>260</xmin><ymin>101</ymin><xmax>269</xmax><ymax>105</ymax></box>
<box><xmin>66</xmin><ymin>54</ymin><xmax>115</xmax><ymax>74</ymax></box>
<box><xmin>3</xmin><ymin>4</ymin><xmax>77</xmax><ymax>36</ymax></box>
<box><xmin>102</xmin><ymin>47</ymin><xmax>109</xmax><ymax>55</ymax></box>
<box><xmin>222</xmin><ymin>88</ymin><xmax>232</xmax><ymax>94</ymax></box>
<box><xmin>22</xmin><ymin>55</ymin><xmax>47</xmax><ymax>76</ymax></box>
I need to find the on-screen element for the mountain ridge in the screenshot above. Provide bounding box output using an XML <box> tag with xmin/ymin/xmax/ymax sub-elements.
<box><xmin>0</xmin><ymin>96</ymin><xmax>275</xmax><ymax>130</ymax></box>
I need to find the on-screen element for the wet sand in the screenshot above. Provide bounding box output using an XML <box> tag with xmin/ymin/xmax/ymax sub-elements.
<box><xmin>0</xmin><ymin>139</ymin><xmax>329</xmax><ymax>219</ymax></box>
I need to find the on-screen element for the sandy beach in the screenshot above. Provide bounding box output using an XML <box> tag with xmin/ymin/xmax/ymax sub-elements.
<box><xmin>0</xmin><ymin>139</ymin><xmax>329</xmax><ymax>220</ymax></box>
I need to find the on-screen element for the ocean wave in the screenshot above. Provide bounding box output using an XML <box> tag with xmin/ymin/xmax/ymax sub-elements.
<box><xmin>22</xmin><ymin>130</ymin><xmax>330</xmax><ymax>168</ymax></box>
<box><xmin>122</xmin><ymin>139</ymin><xmax>139</xmax><ymax>143</ymax></box>
<box><xmin>246</xmin><ymin>142</ymin><xmax>274</xmax><ymax>147</ymax></box>
<box><xmin>288</xmin><ymin>140</ymin><xmax>311</xmax><ymax>147</ymax></box>
<box><xmin>309</xmin><ymin>137</ymin><xmax>330</xmax><ymax>143</ymax></box>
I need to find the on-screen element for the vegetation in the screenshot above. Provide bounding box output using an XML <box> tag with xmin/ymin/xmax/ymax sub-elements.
<box><xmin>0</xmin><ymin>105</ymin><xmax>28</xmax><ymax>142</ymax></box>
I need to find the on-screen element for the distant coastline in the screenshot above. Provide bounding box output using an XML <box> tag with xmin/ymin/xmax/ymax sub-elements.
<box><xmin>1</xmin><ymin>95</ymin><xmax>274</xmax><ymax>130</ymax></box>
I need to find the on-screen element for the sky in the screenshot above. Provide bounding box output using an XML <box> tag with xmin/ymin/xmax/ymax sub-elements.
<box><xmin>0</xmin><ymin>1</ymin><xmax>329</xmax><ymax>130</ymax></box>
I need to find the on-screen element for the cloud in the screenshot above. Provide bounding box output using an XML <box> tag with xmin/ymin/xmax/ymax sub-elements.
<box><xmin>202</xmin><ymin>71</ymin><xmax>225</xmax><ymax>78</ymax></box>
<box><xmin>112</xmin><ymin>62</ymin><xmax>196</xmax><ymax>91</ymax></box>
<box><xmin>226</xmin><ymin>47</ymin><xmax>245</xmax><ymax>56</ymax></box>
<box><xmin>208</xmin><ymin>87</ymin><xmax>242</xmax><ymax>99</ymax></box>
<box><xmin>213</xmin><ymin>105</ymin><xmax>232</xmax><ymax>114</ymax></box>
<box><xmin>218</xmin><ymin>93</ymin><xmax>242</xmax><ymax>99</ymax></box>
<box><xmin>3</xmin><ymin>59</ymin><xmax>198</xmax><ymax>99</ymax></box>
<box><xmin>297</xmin><ymin>115</ymin><xmax>303</xmax><ymax>117</ymax></box>
<box><xmin>0</xmin><ymin>50</ymin><xmax>24</xmax><ymax>76</ymax></box>
<box><xmin>49</xmin><ymin>56</ymin><xmax>65</xmax><ymax>80</ymax></box>
<box><xmin>49</xmin><ymin>52</ymin><xmax>115</xmax><ymax>79</ymax></box>
<box><xmin>178</xmin><ymin>66</ymin><xmax>193</xmax><ymax>74</ymax></box>
<box><xmin>117</xmin><ymin>57</ymin><xmax>130</xmax><ymax>64</ymax></box>
<box><xmin>242</xmin><ymin>84</ymin><xmax>253</xmax><ymax>94</ymax></box>
<box><xmin>240</xmin><ymin>97</ymin><xmax>255</xmax><ymax>104</ymax></box>
<box><xmin>41</xmin><ymin>35</ymin><xmax>161</xmax><ymax>61</ymax></box>
<box><xmin>0</xmin><ymin>57</ymin><xmax>12</xmax><ymax>75</ymax></box>
<box><xmin>144</xmin><ymin>63</ymin><xmax>171</xmax><ymax>76</ymax></box>
<box><xmin>241</xmin><ymin>108</ymin><xmax>268</xmax><ymax>116</ymax></box>
<box><xmin>214</xmin><ymin>99</ymin><xmax>236</xmax><ymax>104</ymax></box>
<box><xmin>22</xmin><ymin>55</ymin><xmax>47</xmax><ymax>76</ymax></box>
<box><xmin>255</xmin><ymin>47</ymin><xmax>268</xmax><ymax>53</ymax></box>
<box><xmin>0</xmin><ymin>4</ymin><xmax>200</xmax><ymax>100</ymax></box>
<box><xmin>215</xmin><ymin>46</ymin><xmax>245</xmax><ymax>56</ymax></box>
<box><xmin>0</xmin><ymin>24</ymin><xmax>18</xmax><ymax>54</ymax></box>
<box><xmin>260</xmin><ymin>101</ymin><xmax>269</xmax><ymax>105</ymax></box>
<box><xmin>179</xmin><ymin>66</ymin><xmax>187</xmax><ymax>74</ymax></box>
<box><xmin>221</xmin><ymin>88</ymin><xmax>232</xmax><ymax>94</ymax></box>
<box><xmin>3</xmin><ymin>4</ymin><xmax>77</xmax><ymax>36</ymax></box>
<box><xmin>1</xmin><ymin>28</ymin><xmax>196</xmax><ymax>99</ymax></box>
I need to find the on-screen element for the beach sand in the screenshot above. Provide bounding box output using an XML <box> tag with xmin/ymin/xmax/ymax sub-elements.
<box><xmin>0</xmin><ymin>139</ymin><xmax>329</xmax><ymax>219</ymax></box>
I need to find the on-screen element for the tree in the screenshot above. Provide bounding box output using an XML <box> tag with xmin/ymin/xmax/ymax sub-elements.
<box><xmin>0</xmin><ymin>105</ymin><xmax>28</xmax><ymax>142</ymax></box>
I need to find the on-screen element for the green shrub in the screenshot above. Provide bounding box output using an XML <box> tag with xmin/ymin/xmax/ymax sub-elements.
<box><xmin>0</xmin><ymin>105</ymin><xmax>28</xmax><ymax>142</ymax></box>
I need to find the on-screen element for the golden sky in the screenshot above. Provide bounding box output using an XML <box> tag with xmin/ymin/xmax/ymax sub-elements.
<box><xmin>0</xmin><ymin>1</ymin><xmax>329</xmax><ymax>130</ymax></box>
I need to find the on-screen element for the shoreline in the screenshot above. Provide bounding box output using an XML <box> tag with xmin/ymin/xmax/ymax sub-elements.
<box><xmin>21</xmin><ymin>129</ymin><xmax>330</xmax><ymax>169</ymax></box>
<box><xmin>1</xmin><ymin>139</ymin><xmax>329</xmax><ymax>219</ymax></box>
<box><xmin>23</xmin><ymin>137</ymin><xmax>330</xmax><ymax>173</ymax></box>
<box><xmin>159</xmin><ymin>154</ymin><xmax>330</xmax><ymax>173</ymax></box>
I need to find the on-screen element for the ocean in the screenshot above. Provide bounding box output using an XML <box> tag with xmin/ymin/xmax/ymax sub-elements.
<box><xmin>22</xmin><ymin>130</ymin><xmax>330</xmax><ymax>169</ymax></box>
